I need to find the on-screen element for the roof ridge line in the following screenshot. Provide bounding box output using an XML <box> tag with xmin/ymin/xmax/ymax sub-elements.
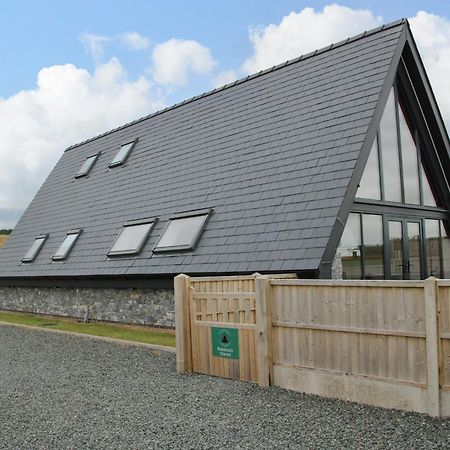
<box><xmin>65</xmin><ymin>18</ymin><xmax>407</xmax><ymax>152</ymax></box>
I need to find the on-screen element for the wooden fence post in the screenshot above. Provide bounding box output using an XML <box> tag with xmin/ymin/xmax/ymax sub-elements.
<box><xmin>255</xmin><ymin>276</ymin><xmax>273</xmax><ymax>387</ymax></box>
<box><xmin>424</xmin><ymin>277</ymin><xmax>440</xmax><ymax>417</ymax></box>
<box><xmin>175</xmin><ymin>274</ymin><xmax>193</xmax><ymax>373</ymax></box>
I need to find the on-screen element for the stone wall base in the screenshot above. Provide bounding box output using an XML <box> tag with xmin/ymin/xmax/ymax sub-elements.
<box><xmin>0</xmin><ymin>286</ymin><xmax>175</xmax><ymax>328</ymax></box>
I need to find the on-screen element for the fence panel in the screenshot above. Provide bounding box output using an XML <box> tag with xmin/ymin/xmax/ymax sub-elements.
<box><xmin>270</xmin><ymin>280</ymin><xmax>427</xmax><ymax>385</ymax></box>
<box><xmin>437</xmin><ymin>281</ymin><xmax>450</xmax><ymax>389</ymax></box>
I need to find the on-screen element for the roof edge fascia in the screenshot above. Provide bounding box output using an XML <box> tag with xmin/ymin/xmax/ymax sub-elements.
<box><xmin>402</xmin><ymin>24</ymin><xmax>450</xmax><ymax>175</ymax></box>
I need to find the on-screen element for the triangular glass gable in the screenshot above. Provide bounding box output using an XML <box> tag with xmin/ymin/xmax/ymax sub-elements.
<box><xmin>356</xmin><ymin>86</ymin><xmax>441</xmax><ymax>207</ymax></box>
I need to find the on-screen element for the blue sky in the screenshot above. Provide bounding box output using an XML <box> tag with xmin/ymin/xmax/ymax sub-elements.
<box><xmin>1</xmin><ymin>1</ymin><xmax>448</xmax><ymax>102</ymax></box>
<box><xmin>0</xmin><ymin>1</ymin><xmax>449</xmax><ymax>228</ymax></box>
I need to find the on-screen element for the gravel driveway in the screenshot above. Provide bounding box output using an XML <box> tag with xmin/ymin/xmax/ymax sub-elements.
<box><xmin>0</xmin><ymin>325</ymin><xmax>449</xmax><ymax>450</ymax></box>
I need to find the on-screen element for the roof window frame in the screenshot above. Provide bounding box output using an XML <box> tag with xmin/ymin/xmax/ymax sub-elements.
<box><xmin>22</xmin><ymin>234</ymin><xmax>49</xmax><ymax>263</ymax></box>
<box><xmin>109</xmin><ymin>138</ymin><xmax>138</xmax><ymax>168</ymax></box>
<box><xmin>107</xmin><ymin>218</ymin><xmax>157</xmax><ymax>257</ymax></box>
<box><xmin>153</xmin><ymin>208</ymin><xmax>212</xmax><ymax>253</ymax></box>
<box><xmin>52</xmin><ymin>229</ymin><xmax>82</xmax><ymax>261</ymax></box>
<box><xmin>75</xmin><ymin>153</ymin><xmax>100</xmax><ymax>179</ymax></box>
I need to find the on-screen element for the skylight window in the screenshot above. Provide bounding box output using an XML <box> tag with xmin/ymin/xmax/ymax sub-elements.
<box><xmin>22</xmin><ymin>235</ymin><xmax>48</xmax><ymax>262</ymax></box>
<box><xmin>108</xmin><ymin>221</ymin><xmax>155</xmax><ymax>256</ymax></box>
<box><xmin>52</xmin><ymin>230</ymin><xmax>82</xmax><ymax>260</ymax></box>
<box><xmin>109</xmin><ymin>140</ymin><xmax>137</xmax><ymax>167</ymax></box>
<box><xmin>75</xmin><ymin>154</ymin><xmax>99</xmax><ymax>178</ymax></box>
<box><xmin>154</xmin><ymin>213</ymin><xmax>210</xmax><ymax>252</ymax></box>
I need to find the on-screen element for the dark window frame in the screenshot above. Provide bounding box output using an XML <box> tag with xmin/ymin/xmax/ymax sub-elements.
<box><xmin>22</xmin><ymin>234</ymin><xmax>48</xmax><ymax>263</ymax></box>
<box><xmin>153</xmin><ymin>209</ymin><xmax>212</xmax><ymax>253</ymax></box>
<box><xmin>107</xmin><ymin>219</ymin><xmax>157</xmax><ymax>257</ymax></box>
<box><xmin>75</xmin><ymin>153</ymin><xmax>100</xmax><ymax>179</ymax></box>
<box><xmin>52</xmin><ymin>229</ymin><xmax>82</xmax><ymax>261</ymax></box>
<box><xmin>356</xmin><ymin>80</ymin><xmax>444</xmax><ymax>209</ymax></box>
<box><xmin>350</xmin><ymin>202</ymin><xmax>449</xmax><ymax>279</ymax></box>
<box><xmin>109</xmin><ymin>139</ymin><xmax>138</xmax><ymax>168</ymax></box>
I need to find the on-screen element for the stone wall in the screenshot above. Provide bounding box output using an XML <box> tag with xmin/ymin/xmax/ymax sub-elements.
<box><xmin>331</xmin><ymin>249</ymin><xmax>343</xmax><ymax>279</ymax></box>
<box><xmin>0</xmin><ymin>286</ymin><xmax>175</xmax><ymax>328</ymax></box>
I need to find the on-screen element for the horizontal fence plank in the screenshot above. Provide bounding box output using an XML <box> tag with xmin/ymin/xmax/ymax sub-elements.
<box><xmin>191</xmin><ymin>276</ymin><xmax>256</xmax><ymax>282</ymax></box>
<box><xmin>192</xmin><ymin>292</ymin><xmax>256</xmax><ymax>299</ymax></box>
<box><xmin>272</xmin><ymin>321</ymin><xmax>426</xmax><ymax>338</ymax></box>
<box><xmin>270</xmin><ymin>279</ymin><xmax>425</xmax><ymax>288</ymax></box>
<box><xmin>193</xmin><ymin>320</ymin><xmax>256</xmax><ymax>330</ymax></box>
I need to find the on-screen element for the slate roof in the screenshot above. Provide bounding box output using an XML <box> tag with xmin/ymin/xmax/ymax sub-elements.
<box><xmin>0</xmin><ymin>20</ymin><xmax>407</xmax><ymax>278</ymax></box>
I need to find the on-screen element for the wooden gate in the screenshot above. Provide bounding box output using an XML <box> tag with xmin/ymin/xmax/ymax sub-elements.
<box><xmin>189</xmin><ymin>275</ymin><xmax>258</xmax><ymax>382</ymax></box>
<box><xmin>175</xmin><ymin>273</ymin><xmax>296</xmax><ymax>384</ymax></box>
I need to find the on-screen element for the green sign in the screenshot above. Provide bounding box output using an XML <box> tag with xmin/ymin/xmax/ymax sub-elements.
<box><xmin>211</xmin><ymin>327</ymin><xmax>239</xmax><ymax>360</ymax></box>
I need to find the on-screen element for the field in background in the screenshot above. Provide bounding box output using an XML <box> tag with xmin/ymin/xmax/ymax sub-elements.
<box><xmin>0</xmin><ymin>310</ymin><xmax>175</xmax><ymax>347</ymax></box>
<box><xmin>0</xmin><ymin>235</ymin><xmax>9</xmax><ymax>247</ymax></box>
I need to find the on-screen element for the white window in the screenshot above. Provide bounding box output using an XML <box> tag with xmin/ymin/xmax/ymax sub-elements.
<box><xmin>22</xmin><ymin>235</ymin><xmax>48</xmax><ymax>262</ymax></box>
<box><xmin>52</xmin><ymin>231</ymin><xmax>82</xmax><ymax>260</ymax></box>
<box><xmin>108</xmin><ymin>222</ymin><xmax>155</xmax><ymax>256</ymax></box>
<box><xmin>154</xmin><ymin>213</ymin><xmax>209</xmax><ymax>252</ymax></box>
<box><xmin>75</xmin><ymin>154</ymin><xmax>99</xmax><ymax>178</ymax></box>
<box><xmin>109</xmin><ymin>140</ymin><xmax>137</xmax><ymax>167</ymax></box>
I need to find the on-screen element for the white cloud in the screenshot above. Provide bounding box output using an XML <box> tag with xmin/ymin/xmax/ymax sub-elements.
<box><xmin>212</xmin><ymin>70</ymin><xmax>239</xmax><ymax>88</ymax></box>
<box><xmin>243</xmin><ymin>4</ymin><xmax>382</xmax><ymax>74</ymax></box>
<box><xmin>80</xmin><ymin>33</ymin><xmax>111</xmax><ymax>62</ymax></box>
<box><xmin>240</xmin><ymin>5</ymin><xmax>450</xmax><ymax>128</ymax></box>
<box><xmin>409</xmin><ymin>11</ymin><xmax>450</xmax><ymax>129</ymax></box>
<box><xmin>152</xmin><ymin>38</ymin><xmax>216</xmax><ymax>85</ymax></box>
<box><xmin>122</xmin><ymin>31</ymin><xmax>150</xmax><ymax>50</ymax></box>
<box><xmin>0</xmin><ymin>59</ymin><xmax>164</xmax><ymax>227</ymax></box>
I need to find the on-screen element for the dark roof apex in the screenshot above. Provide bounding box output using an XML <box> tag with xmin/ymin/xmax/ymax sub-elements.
<box><xmin>65</xmin><ymin>18</ymin><xmax>407</xmax><ymax>153</ymax></box>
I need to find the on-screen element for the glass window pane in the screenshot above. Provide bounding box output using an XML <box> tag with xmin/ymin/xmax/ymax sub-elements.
<box><xmin>380</xmin><ymin>88</ymin><xmax>402</xmax><ymax>202</ymax></box>
<box><xmin>109</xmin><ymin>223</ymin><xmax>153</xmax><ymax>255</ymax></box>
<box><xmin>388</xmin><ymin>221</ymin><xmax>403</xmax><ymax>280</ymax></box>
<box><xmin>23</xmin><ymin>237</ymin><xmax>46</xmax><ymax>262</ymax></box>
<box><xmin>76</xmin><ymin>154</ymin><xmax>98</xmax><ymax>178</ymax></box>
<box><xmin>155</xmin><ymin>215</ymin><xmax>208</xmax><ymax>250</ymax></box>
<box><xmin>362</xmin><ymin>214</ymin><xmax>384</xmax><ymax>279</ymax></box>
<box><xmin>356</xmin><ymin>137</ymin><xmax>381</xmax><ymax>200</ymax></box>
<box><xmin>441</xmin><ymin>221</ymin><xmax>450</xmax><ymax>278</ymax></box>
<box><xmin>425</xmin><ymin>219</ymin><xmax>441</xmax><ymax>278</ymax></box>
<box><xmin>339</xmin><ymin>213</ymin><xmax>362</xmax><ymax>279</ymax></box>
<box><xmin>53</xmin><ymin>233</ymin><xmax>79</xmax><ymax>260</ymax></box>
<box><xmin>407</xmin><ymin>222</ymin><xmax>422</xmax><ymax>280</ymax></box>
<box><xmin>421</xmin><ymin>164</ymin><xmax>438</xmax><ymax>207</ymax></box>
<box><xmin>398</xmin><ymin>105</ymin><xmax>420</xmax><ymax>205</ymax></box>
<box><xmin>110</xmin><ymin>142</ymin><xmax>135</xmax><ymax>167</ymax></box>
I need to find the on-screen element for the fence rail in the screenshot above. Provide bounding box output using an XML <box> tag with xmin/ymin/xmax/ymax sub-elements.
<box><xmin>175</xmin><ymin>274</ymin><xmax>450</xmax><ymax>417</ymax></box>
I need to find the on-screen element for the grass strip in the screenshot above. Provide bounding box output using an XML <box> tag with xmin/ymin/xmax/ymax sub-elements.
<box><xmin>0</xmin><ymin>310</ymin><xmax>175</xmax><ymax>347</ymax></box>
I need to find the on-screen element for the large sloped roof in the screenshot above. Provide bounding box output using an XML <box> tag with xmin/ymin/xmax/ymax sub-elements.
<box><xmin>0</xmin><ymin>20</ymin><xmax>407</xmax><ymax>278</ymax></box>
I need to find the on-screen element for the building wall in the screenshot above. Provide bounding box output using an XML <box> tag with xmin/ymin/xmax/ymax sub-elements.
<box><xmin>331</xmin><ymin>249</ymin><xmax>343</xmax><ymax>279</ymax></box>
<box><xmin>0</xmin><ymin>286</ymin><xmax>175</xmax><ymax>328</ymax></box>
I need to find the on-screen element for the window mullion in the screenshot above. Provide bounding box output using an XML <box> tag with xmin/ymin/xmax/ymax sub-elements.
<box><xmin>394</xmin><ymin>83</ymin><xmax>406</xmax><ymax>204</ymax></box>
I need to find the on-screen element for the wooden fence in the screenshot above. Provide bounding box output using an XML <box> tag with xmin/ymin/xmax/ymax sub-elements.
<box><xmin>175</xmin><ymin>274</ymin><xmax>450</xmax><ymax>417</ymax></box>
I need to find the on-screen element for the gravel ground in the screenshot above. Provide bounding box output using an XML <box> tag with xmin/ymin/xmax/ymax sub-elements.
<box><xmin>0</xmin><ymin>325</ymin><xmax>449</xmax><ymax>450</ymax></box>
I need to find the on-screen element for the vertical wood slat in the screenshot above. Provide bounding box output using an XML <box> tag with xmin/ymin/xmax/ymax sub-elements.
<box><xmin>255</xmin><ymin>276</ymin><xmax>273</xmax><ymax>387</ymax></box>
<box><xmin>175</xmin><ymin>274</ymin><xmax>192</xmax><ymax>373</ymax></box>
<box><xmin>424</xmin><ymin>277</ymin><xmax>440</xmax><ymax>417</ymax></box>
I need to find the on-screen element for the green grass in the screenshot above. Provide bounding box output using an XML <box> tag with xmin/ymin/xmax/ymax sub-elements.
<box><xmin>0</xmin><ymin>310</ymin><xmax>175</xmax><ymax>347</ymax></box>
